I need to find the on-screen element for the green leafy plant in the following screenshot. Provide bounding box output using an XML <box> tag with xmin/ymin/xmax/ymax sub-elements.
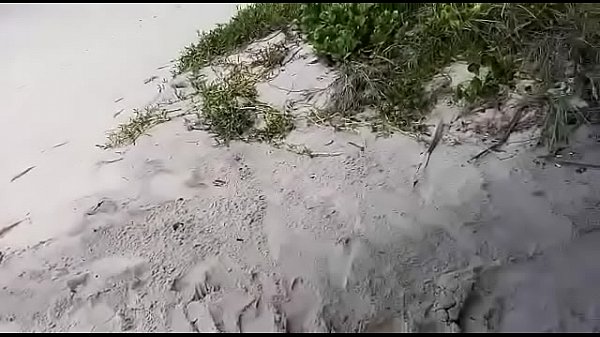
<box><xmin>174</xmin><ymin>3</ymin><xmax>600</xmax><ymax>148</ymax></box>
<box><xmin>193</xmin><ymin>64</ymin><xmax>295</xmax><ymax>144</ymax></box>
<box><xmin>195</xmin><ymin>65</ymin><xmax>259</xmax><ymax>143</ymax></box>
<box><xmin>300</xmin><ymin>4</ymin><xmax>423</xmax><ymax>61</ymax></box>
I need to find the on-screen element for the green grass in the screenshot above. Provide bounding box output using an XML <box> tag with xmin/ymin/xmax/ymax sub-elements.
<box><xmin>192</xmin><ymin>63</ymin><xmax>294</xmax><ymax>144</ymax></box>
<box><xmin>257</xmin><ymin>106</ymin><xmax>295</xmax><ymax>142</ymax></box>
<box><xmin>107</xmin><ymin>17</ymin><xmax>299</xmax><ymax>149</ymax></box>
<box><xmin>106</xmin><ymin>106</ymin><xmax>170</xmax><ymax>148</ymax></box>
<box><xmin>174</xmin><ymin>5</ymin><xmax>304</xmax><ymax>145</ymax></box>
<box><xmin>177</xmin><ymin>3</ymin><xmax>301</xmax><ymax>73</ymax></box>
<box><xmin>194</xmin><ymin>64</ymin><xmax>259</xmax><ymax>143</ymax></box>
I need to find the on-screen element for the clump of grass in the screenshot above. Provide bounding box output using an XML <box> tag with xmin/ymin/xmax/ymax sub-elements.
<box><xmin>544</xmin><ymin>95</ymin><xmax>578</xmax><ymax>148</ymax></box>
<box><xmin>325</xmin><ymin>61</ymin><xmax>386</xmax><ymax>117</ymax></box>
<box><xmin>256</xmin><ymin>106</ymin><xmax>295</xmax><ymax>142</ymax></box>
<box><xmin>195</xmin><ymin>64</ymin><xmax>259</xmax><ymax>143</ymax></box>
<box><xmin>194</xmin><ymin>63</ymin><xmax>295</xmax><ymax>144</ymax></box>
<box><xmin>543</xmin><ymin>88</ymin><xmax>589</xmax><ymax>149</ymax></box>
<box><xmin>177</xmin><ymin>3</ymin><xmax>301</xmax><ymax>73</ymax></box>
<box><xmin>106</xmin><ymin>106</ymin><xmax>170</xmax><ymax>148</ymax></box>
<box><xmin>109</xmin><ymin>34</ymin><xmax>297</xmax><ymax>149</ymax></box>
<box><xmin>250</xmin><ymin>41</ymin><xmax>291</xmax><ymax>77</ymax></box>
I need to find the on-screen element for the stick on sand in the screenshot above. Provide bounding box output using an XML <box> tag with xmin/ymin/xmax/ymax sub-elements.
<box><xmin>413</xmin><ymin>120</ymin><xmax>444</xmax><ymax>187</ymax></box>
<box><xmin>10</xmin><ymin>166</ymin><xmax>35</xmax><ymax>183</ymax></box>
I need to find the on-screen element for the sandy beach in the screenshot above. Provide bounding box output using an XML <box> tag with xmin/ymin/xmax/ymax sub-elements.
<box><xmin>2</xmin><ymin>4</ymin><xmax>600</xmax><ymax>332</ymax></box>
<box><xmin>0</xmin><ymin>3</ymin><xmax>239</xmax><ymax>247</ymax></box>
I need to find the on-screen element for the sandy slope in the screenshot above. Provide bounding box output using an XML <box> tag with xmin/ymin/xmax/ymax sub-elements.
<box><xmin>2</xmin><ymin>4</ymin><xmax>600</xmax><ymax>333</ymax></box>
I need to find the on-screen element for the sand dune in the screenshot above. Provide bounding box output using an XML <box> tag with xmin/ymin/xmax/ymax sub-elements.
<box><xmin>1</xmin><ymin>4</ymin><xmax>600</xmax><ymax>332</ymax></box>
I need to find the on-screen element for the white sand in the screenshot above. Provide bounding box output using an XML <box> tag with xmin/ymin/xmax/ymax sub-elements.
<box><xmin>2</xmin><ymin>4</ymin><xmax>600</xmax><ymax>333</ymax></box>
<box><xmin>0</xmin><ymin>4</ymin><xmax>239</xmax><ymax>247</ymax></box>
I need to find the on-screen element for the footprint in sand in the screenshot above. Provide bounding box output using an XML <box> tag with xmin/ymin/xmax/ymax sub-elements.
<box><xmin>66</xmin><ymin>273</ymin><xmax>89</xmax><ymax>293</ymax></box>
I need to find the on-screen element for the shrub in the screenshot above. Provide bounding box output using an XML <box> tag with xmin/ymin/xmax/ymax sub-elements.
<box><xmin>175</xmin><ymin>3</ymin><xmax>600</xmax><ymax>148</ymax></box>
